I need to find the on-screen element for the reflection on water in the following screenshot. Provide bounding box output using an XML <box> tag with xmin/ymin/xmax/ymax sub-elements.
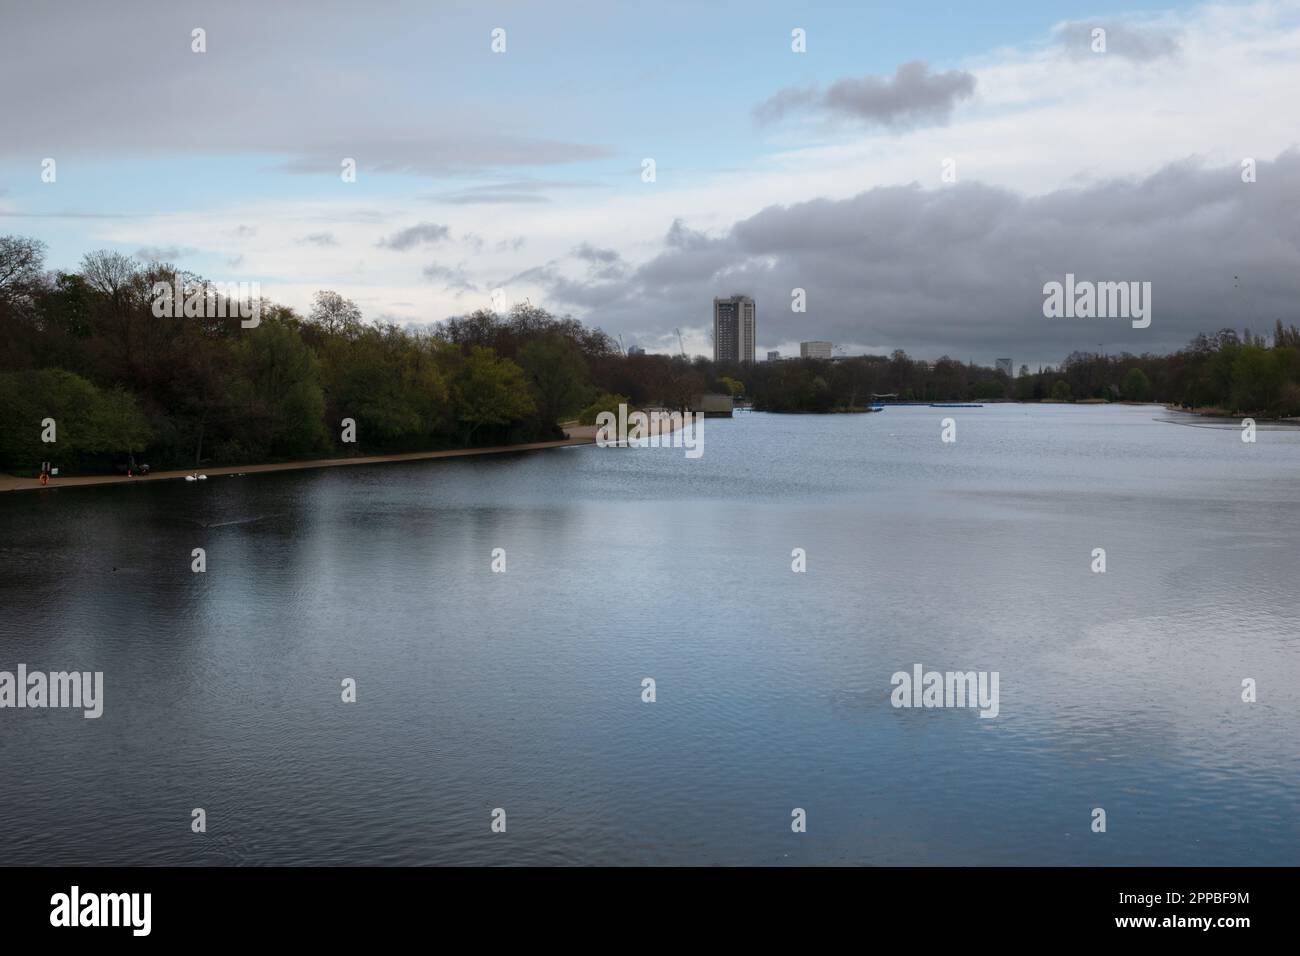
<box><xmin>0</xmin><ymin>405</ymin><xmax>1296</xmax><ymax>864</ymax></box>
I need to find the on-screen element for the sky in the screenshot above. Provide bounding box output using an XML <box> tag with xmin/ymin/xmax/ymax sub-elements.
<box><xmin>2</xmin><ymin>0</ymin><xmax>1298</xmax><ymax>368</ymax></box>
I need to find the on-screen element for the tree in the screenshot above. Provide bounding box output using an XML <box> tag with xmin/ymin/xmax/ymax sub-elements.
<box><xmin>518</xmin><ymin>335</ymin><xmax>589</xmax><ymax>432</ymax></box>
<box><xmin>228</xmin><ymin>319</ymin><xmax>327</xmax><ymax>458</ymax></box>
<box><xmin>1230</xmin><ymin>346</ymin><xmax>1284</xmax><ymax>413</ymax></box>
<box><xmin>579</xmin><ymin>391</ymin><xmax>631</xmax><ymax>425</ymax></box>
<box><xmin>1050</xmin><ymin>380</ymin><xmax>1072</xmax><ymax>401</ymax></box>
<box><xmin>0</xmin><ymin>369</ymin><xmax>151</xmax><ymax>475</ymax></box>
<box><xmin>452</xmin><ymin>347</ymin><xmax>535</xmax><ymax>444</ymax></box>
<box><xmin>1274</xmin><ymin>320</ymin><xmax>1300</xmax><ymax>350</ymax></box>
<box><xmin>1122</xmin><ymin>367</ymin><xmax>1151</xmax><ymax>402</ymax></box>
<box><xmin>661</xmin><ymin>365</ymin><xmax>706</xmax><ymax>412</ymax></box>
<box><xmin>307</xmin><ymin>291</ymin><xmax>363</xmax><ymax>338</ymax></box>
<box><xmin>79</xmin><ymin>250</ymin><xmax>139</xmax><ymax>301</ymax></box>
<box><xmin>0</xmin><ymin>236</ymin><xmax>46</xmax><ymax>301</ymax></box>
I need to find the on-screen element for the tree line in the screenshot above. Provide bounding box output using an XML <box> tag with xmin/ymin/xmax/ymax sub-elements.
<box><xmin>2</xmin><ymin>234</ymin><xmax>1296</xmax><ymax>476</ymax></box>
<box><xmin>730</xmin><ymin>327</ymin><xmax>1300</xmax><ymax>415</ymax></box>
<box><xmin>1018</xmin><ymin>327</ymin><xmax>1300</xmax><ymax>413</ymax></box>
<box><xmin>0</xmin><ymin>236</ymin><xmax>708</xmax><ymax>476</ymax></box>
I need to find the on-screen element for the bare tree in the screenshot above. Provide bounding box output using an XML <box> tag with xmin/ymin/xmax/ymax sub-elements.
<box><xmin>79</xmin><ymin>249</ymin><xmax>139</xmax><ymax>300</ymax></box>
<box><xmin>0</xmin><ymin>235</ymin><xmax>47</xmax><ymax>300</ymax></box>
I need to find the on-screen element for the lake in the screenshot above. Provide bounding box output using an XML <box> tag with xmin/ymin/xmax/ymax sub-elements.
<box><xmin>1</xmin><ymin>404</ymin><xmax>1297</xmax><ymax>865</ymax></box>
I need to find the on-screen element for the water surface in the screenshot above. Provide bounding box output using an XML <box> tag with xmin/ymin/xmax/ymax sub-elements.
<box><xmin>1</xmin><ymin>405</ymin><xmax>1297</xmax><ymax>865</ymax></box>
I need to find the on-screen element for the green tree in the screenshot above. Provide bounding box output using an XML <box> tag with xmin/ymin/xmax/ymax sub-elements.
<box><xmin>1230</xmin><ymin>345</ymin><xmax>1284</xmax><ymax>413</ymax></box>
<box><xmin>228</xmin><ymin>319</ymin><xmax>327</xmax><ymax>459</ymax></box>
<box><xmin>1122</xmin><ymin>367</ymin><xmax>1151</xmax><ymax>402</ymax></box>
<box><xmin>518</xmin><ymin>335</ymin><xmax>589</xmax><ymax>431</ymax></box>
<box><xmin>453</xmin><ymin>346</ymin><xmax>535</xmax><ymax>444</ymax></box>
<box><xmin>0</xmin><ymin>369</ymin><xmax>151</xmax><ymax>475</ymax></box>
<box><xmin>578</xmin><ymin>391</ymin><xmax>631</xmax><ymax>425</ymax></box>
<box><xmin>321</xmin><ymin>334</ymin><xmax>420</xmax><ymax>448</ymax></box>
<box><xmin>1050</xmin><ymin>379</ymin><xmax>1072</xmax><ymax>402</ymax></box>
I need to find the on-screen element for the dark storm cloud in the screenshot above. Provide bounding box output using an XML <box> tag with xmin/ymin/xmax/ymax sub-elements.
<box><xmin>1056</xmin><ymin>20</ymin><xmax>1181</xmax><ymax>61</ymax></box>
<box><xmin>519</xmin><ymin>152</ymin><xmax>1300</xmax><ymax>365</ymax></box>
<box><xmin>756</xmin><ymin>61</ymin><xmax>976</xmax><ymax>128</ymax></box>
<box><xmin>378</xmin><ymin>223</ymin><xmax>451</xmax><ymax>251</ymax></box>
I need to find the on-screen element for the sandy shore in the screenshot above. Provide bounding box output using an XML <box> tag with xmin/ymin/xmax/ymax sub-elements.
<box><xmin>0</xmin><ymin>425</ymin><xmax>600</xmax><ymax>494</ymax></box>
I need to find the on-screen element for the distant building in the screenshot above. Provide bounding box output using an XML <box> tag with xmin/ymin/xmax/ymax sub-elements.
<box><xmin>800</xmin><ymin>341</ymin><xmax>833</xmax><ymax>360</ymax></box>
<box><xmin>996</xmin><ymin>357</ymin><xmax>1013</xmax><ymax>377</ymax></box>
<box><xmin>767</xmin><ymin>350</ymin><xmax>780</xmax><ymax>361</ymax></box>
<box><xmin>713</xmin><ymin>295</ymin><xmax>756</xmax><ymax>364</ymax></box>
<box><xmin>627</xmin><ymin>345</ymin><xmax>645</xmax><ymax>356</ymax></box>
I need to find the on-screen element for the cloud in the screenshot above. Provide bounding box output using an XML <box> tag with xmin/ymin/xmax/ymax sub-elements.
<box><xmin>571</xmin><ymin>243</ymin><xmax>619</xmax><ymax>264</ymax></box>
<box><xmin>432</xmin><ymin>179</ymin><xmax>610</xmax><ymax>205</ymax></box>
<box><xmin>513</xmin><ymin>151</ymin><xmax>1300</xmax><ymax>365</ymax></box>
<box><xmin>298</xmin><ymin>232</ymin><xmax>339</xmax><ymax>247</ymax></box>
<box><xmin>422</xmin><ymin>262</ymin><xmax>477</xmax><ymax>293</ymax></box>
<box><xmin>665</xmin><ymin>218</ymin><xmax>712</xmax><ymax>252</ymax></box>
<box><xmin>440</xmin><ymin>192</ymin><xmax>549</xmax><ymax>205</ymax></box>
<box><xmin>1055</xmin><ymin>20</ymin><xmax>1181</xmax><ymax>61</ymax></box>
<box><xmin>134</xmin><ymin>245</ymin><xmax>196</xmax><ymax>262</ymax></box>
<box><xmin>276</xmin><ymin>139</ymin><xmax>609</xmax><ymax>179</ymax></box>
<box><xmin>570</xmin><ymin>242</ymin><xmax>626</xmax><ymax>279</ymax></box>
<box><xmin>378</xmin><ymin>222</ymin><xmax>450</xmax><ymax>251</ymax></box>
<box><xmin>4</xmin><ymin>0</ymin><xmax>1294</xmax><ymax>365</ymax></box>
<box><xmin>0</xmin><ymin>2</ymin><xmax>609</xmax><ymax>177</ymax></box>
<box><xmin>756</xmin><ymin>61</ymin><xmax>976</xmax><ymax>128</ymax></box>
